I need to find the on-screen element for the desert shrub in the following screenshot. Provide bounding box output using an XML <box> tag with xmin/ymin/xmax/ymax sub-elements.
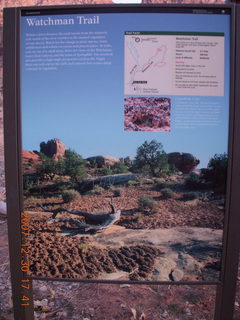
<box><xmin>100</xmin><ymin>166</ymin><xmax>113</xmax><ymax>176</ymax></box>
<box><xmin>138</xmin><ymin>195</ymin><xmax>156</xmax><ymax>211</ymax></box>
<box><xmin>36</xmin><ymin>157</ymin><xmax>57</xmax><ymax>181</ymax></box>
<box><xmin>112</xmin><ymin>162</ymin><xmax>128</xmax><ymax>174</ymax></box>
<box><xmin>88</xmin><ymin>158</ymin><xmax>98</xmax><ymax>168</ymax></box>
<box><xmin>80</xmin><ymin>243</ymin><xmax>89</xmax><ymax>254</ymax></box>
<box><xmin>62</xmin><ymin>189</ymin><xmax>80</xmax><ymax>203</ymax></box>
<box><xmin>127</xmin><ymin>180</ymin><xmax>140</xmax><ymax>187</ymax></box>
<box><xmin>183</xmin><ymin>192</ymin><xmax>200</xmax><ymax>201</ymax></box>
<box><xmin>86</xmin><ymin>185</ymin><xmax>105</xmax><ymax>195</ymax></box>
<box><xmin>23</xmin><ymin>174</ymin><xmax>40</xmax><ymax>191</ymax></box>
<box><xmin>37</xmin><ymin>149</ymin><xmax>87</xmax><ymax>183</ymax></box>
<box><xmin>113</xmin><ymin>189</ymin><xmax>122</xmax><ymax>197</ymax></box>
<box><xmin>185</xmin><ymin>173</ymin><xmax>203</xmax><ymax>190</ymax></box>
<box><xmin>23</xmin><ymin>176</ymin><xmax>34</xmax><ymax>191</ymax></box>
<box><xmin>161</xmin><ymin>188</ymin><xmax>174</xmax><ymax>199</ymax></box>
<box><xmin>140</xmin><ymin>178</ymin><xmax>155</xmax><ymax>185</ymax></box>
<box><xmin>134</xmin><ymin>212</ymin><xmax>143</xmax><ymax>219</ymax></box>
<box><xmin>133</xmin><ymin>140</ymin><xmax>169</xmax><ymax>177</ymax></box>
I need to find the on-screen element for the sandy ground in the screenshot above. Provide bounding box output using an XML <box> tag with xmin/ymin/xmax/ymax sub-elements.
<box><xmin>0</xmin><ymin>217</ymin><xmax>239</xmax><ymax>320</ymax></box>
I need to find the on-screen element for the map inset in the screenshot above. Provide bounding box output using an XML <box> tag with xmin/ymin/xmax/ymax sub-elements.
<box><xmin>124</xmin><ymin>31</ymin><xmax>224</xmax><ymax>97</ymax></box>
<box><xmin>124</xmin><ymin>32</ymin><xmax>172</xmax><ymax>95</ymax></box>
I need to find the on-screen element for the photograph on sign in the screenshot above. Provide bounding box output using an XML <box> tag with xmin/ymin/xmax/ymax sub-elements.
<box><xmin>21</xmin><ymin>8</ymin><xmax>230</xmax><ymax>282</ymax></box>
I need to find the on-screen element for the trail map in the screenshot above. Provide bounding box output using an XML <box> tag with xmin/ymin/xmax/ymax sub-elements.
<box><xmin>124</xmin><ymin>32</ymin><xmax>171</xmax><ymax>95</ymax></box>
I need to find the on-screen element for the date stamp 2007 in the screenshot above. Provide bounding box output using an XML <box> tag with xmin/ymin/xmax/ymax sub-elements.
<box><xmin>20</xmin><ymin>211</ymin><xmax>31</xmax><ymax>307</ymax></box>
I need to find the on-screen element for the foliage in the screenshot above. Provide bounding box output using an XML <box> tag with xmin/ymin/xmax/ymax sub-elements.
<box><xmin>100</xmin><ymin>166</ymin><xmax>113</xmax><ymax>176</ymax></box>
<box><xmin>54</xmin><ymin>158</ymin><xmax>66</xmax><ymax>176</ymax></box>
<box><xmin>161</xmin><ymin>188</ymin><xmax>174</xmax><ymax>199</ymax></box>
<box><xmin>64</xmin><ymin>149</ymin><xmax>87</xmax><ymax>182</ymax></box>
<box><xmin>138</xmin><ymin>195</ymin><xmax>156</xmax><ymax>211</ymax></box>
<box><xmin>88</xmin><ymin>158</ymin><xmax>98</xmax><ymax>168</ymax></box>
<box><xmin>36</xmin><ymin>149</ymin><xmax>87</xmax><ymax>183</ymax></box>
<box><xmin>134</xmin><ymin>212</ymin><xmax>143</xmax><ymax>220</ymax></box>
<box><xmin>127</xmin><ymin>180</ymin><xmax>140</xmax><ymax>187</ymax></box>
<box><xmin>123</xmin><ymin>157</ymin><xmax>132</xmax><ymax>168</ymax></box>
<box><xmin>36</xmin><ymin>157</ymin><xmax>57</xmax><ymax>180</ymax></box>
<box><xmin>80</xmin><ymin>243</ymin><xmax>89</xmax><ymax>255</ymax></box>
<box><xmin>140</xmin><ymin>178</ymin><xmax>155</xmax><ymax>185</ymax></box>
<box><xmin>112</xmin><ymin>161</ymin><xmax>128</xmax><ymax>174</ymax></box>
<box><xmin>23</xmin><ymin>174</ymin><xmax>40</xmax><ymax>191</ymax></box>
<box><xmin>113</xmin><ymin>189</ymin><xmax>122</xmax><ymax>197</ymax></box>
<box><xmin>133</xmin><ymin>140</ymin><xmax>169</xmax><ymax>177</ymax></box>
<box><xmin>202</xmin><ymin>153</ymin><xmax>228</xmax><ymax>189</ymax></box>
<box><xmin>86</xmin><ymin>185</ymin><xmax>105</xmax><ymax>195</ymax></box>
<box><xmin>62</xmin><ymin>189</ymin><xmax>80</xmax><ymax>203</ymax></box>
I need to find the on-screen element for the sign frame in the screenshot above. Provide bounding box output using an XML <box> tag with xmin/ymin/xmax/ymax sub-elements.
<box><xmin>3</xmin><ymin>4</ymin><xmax>240</xmax><ymax>320</ymax></box>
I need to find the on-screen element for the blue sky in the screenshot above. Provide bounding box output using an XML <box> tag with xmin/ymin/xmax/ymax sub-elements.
<box><xmin>21</xmin><ymin>11</ymin><xmax>231</xmax><ymax>168</ymax></box>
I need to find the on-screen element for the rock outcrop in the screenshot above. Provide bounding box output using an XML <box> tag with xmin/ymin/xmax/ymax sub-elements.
<box><xmin>22</xmin><ymin>150</ymin><xmax>41</xmax><ymax>164</ymax></box>
<box><xmin>87</xmin><ymin>155</ymin><xmax>119</xmax><ymax>168</ymax></box>
<box><xmin>168</xmin><ymin>152</ymin><xmax>200</xmax><ymax>174</ymax></box>
<box><xmin>40</xmin><ymin>138</ymin><xmax>66</xmax><ymax>160</ymax></box>
<box><xmin>78</xmin><ymin>173</ymin><xmax>139</xmax><ymax>192</ymax></box>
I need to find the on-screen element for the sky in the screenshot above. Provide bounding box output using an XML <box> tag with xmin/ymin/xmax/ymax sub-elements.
<box><xmin>21</xmin><ymin>10</ymin><xmax>231</xmax><ymax>168</ymax></box>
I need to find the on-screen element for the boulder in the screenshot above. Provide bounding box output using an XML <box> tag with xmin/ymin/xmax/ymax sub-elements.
<box><xmin>170</xmin><ymin>268</ymin><xmax>184</xmax><ymax>281</ymax></box>
<box><xmin>40</xmin><ymin>138</ymin><xmax>66</xmax><ymax>160</ymax></box>
<box><xmin>168</xmin><ymin>152</ymin><xmax>200</xmax><ymax>174</ymax></box>
<box><xmin>86</xmin><ymin>155</ymin><xmax>119</xmax><ymax>168</ymax></box>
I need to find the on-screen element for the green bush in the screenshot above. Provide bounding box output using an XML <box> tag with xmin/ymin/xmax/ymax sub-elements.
<box><xmin>62</xmin><ymin>190</ymin><xmax>80</xmax><ymax>203</ymax></box>
<box><xmin>140</xmin><ymin>178</ymin><xmax>155</xmax><ymax>185</ymax></box>
<box><xmin>112</xmin><ymin>162</ymin><xmax>128</xmax><ymax>174</ymax></box>
<box><xmin>100</xmin><ymin>166</ymin><xmax>113</xmax><ymax>176</ymax></box>
<box><xmin>138</xmin><ymin>195</ymin><xmax>156</xmax><ymax>211</ymax></box>
<box><xmin>183</xmin><ymin>192</ymin><xmax>200</xmax><ymax>200</ymax></box>
<box><xmin>113</xmin><ymin>189</ymin><xmax>122</xmax><ymax>197</ymax></box>
<box><xmin>36</xmin><ymin>148</ymin><xmax>87</xmax><ymax>183</ymax></box>
<box><xmin>36</xmin><ymin>157</ymin><xmax>57</xmax><ymax>180</ymax></box>
<box><xmin>134</xmin><ymin>212</ymin><xmax>143</xmax><ymax>220</ymax></box>
<box><xmin>23</xmin><ymin>174</ymin><xmax>40</xmax><ymax>191</ymax></box>
<box><xmin>64</xmin><ymin>149</ymin><xmax>87</xmax><ymax>183</ymax></box>
<box><xmin>161</xmin><ymin>188</ymin><xmax>174</xmax><ymax>199</ymax></box>
<box><xmin>80</xmin><ymin>243</ymin><xmax>89</xmax><ymax>254</ymax></box>
<box><xmin>133</xmin><ymin>140</ymin><xmax>169</xmax><ymax>177</ymax></box>
<box><xmin>86</xmin><ymin>185</ymin><xmax>105</xmax><ymax>195</ymax></box>
<box><xmin>127</xmin><ymin>180</ymin><xmax>140</xmax><ymax>187</ymax></box>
